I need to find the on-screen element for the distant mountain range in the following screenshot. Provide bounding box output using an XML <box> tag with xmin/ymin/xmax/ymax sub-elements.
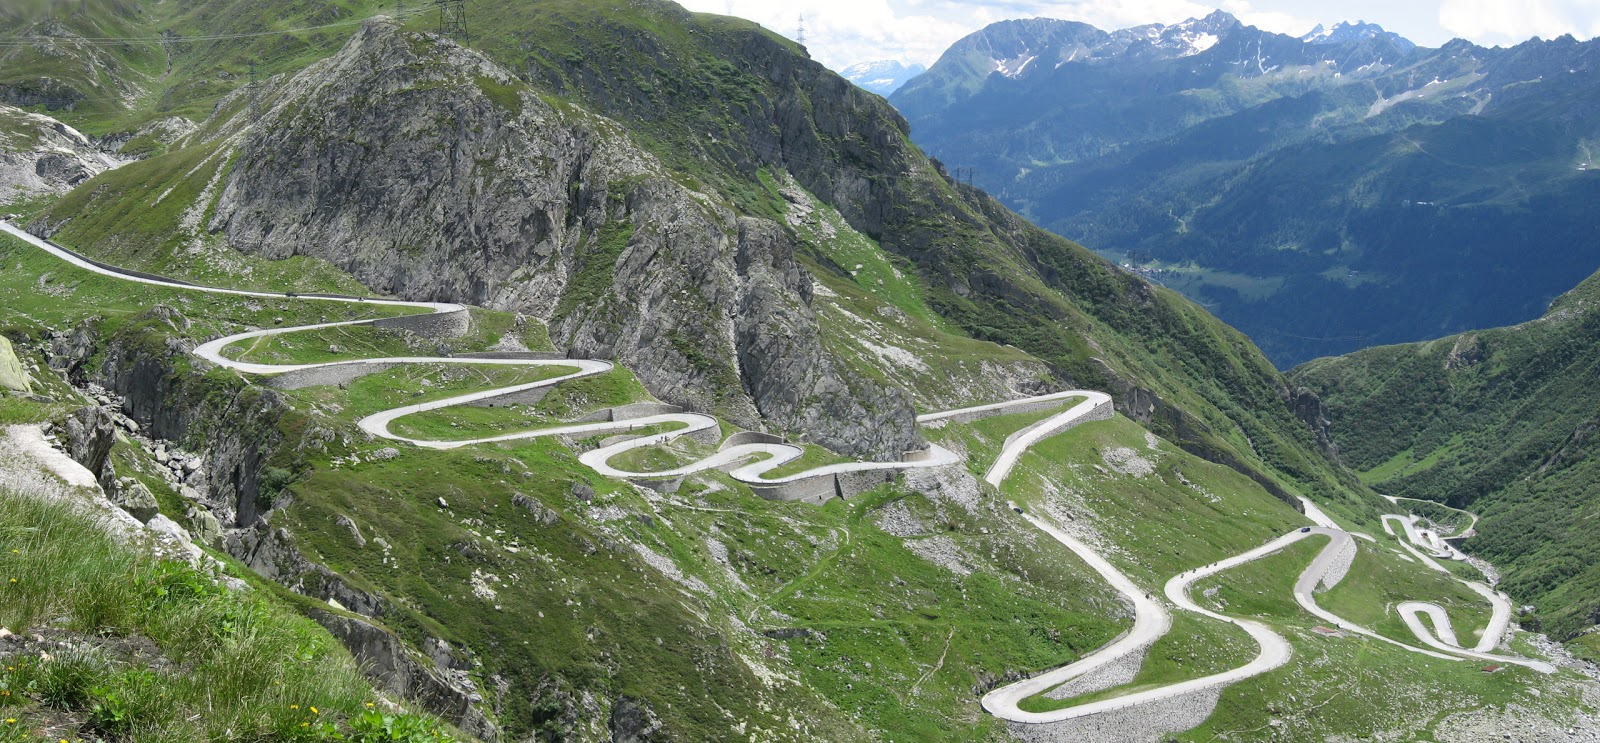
<box><xmin>891</xmin><ymin>11</ymin><xmax>1600</xmax><ymax>367</ymax></box>
<box><xmin>839</xmin><ymin>59</ymin><xmax>926</xmax><ymax>96</ymax></box>
<box><xmin>1301</xmin><ymin>20</ymin><xmax>1417</xmax><ymax>50</ymax></box>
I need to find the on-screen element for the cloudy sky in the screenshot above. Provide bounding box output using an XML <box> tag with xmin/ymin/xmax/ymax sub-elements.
<box><xmin>676</xmin><ymin>0</ymin><xmax>1600</xmax><ymax>71</ymax></box>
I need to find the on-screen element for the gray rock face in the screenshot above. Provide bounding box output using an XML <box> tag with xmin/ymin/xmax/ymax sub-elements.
<box><xmin>0</xmin><ymin>336</ymin><xmax>30</xmax><ymax>393</ymax></box>
<box><xmin>205</xmin><ymin>19</ymin><xmax>913</xmax><ymax>457</ymax></box>
<box><xmin>110</xmin><ymin>481</ymin><xmax>160</xmax><ymax>523</ymax></box>
<box><xmin>0</xmin><ymin>104</ymin><xmax>132</xmax><ymax>202</ymax></box>
<box><xmin>228</xmin><ymin>527</ymin><xmax>385</xmax><ymax>619</ymax></box>
<box><xmin>187</xmin><ymin>507</ymin><xmax>223</xmax><ymax>548</ymax></box>
<box><xmin>309</xmin><ymin>610</ymin><xmax>500</xmax><ymax>742</ymax></box>
<box><xmin>63</xmin><ymin>405</ymin><xmax>116</xmax><ymax>482</ymax></box>
<box><xmin>47</xmin><ymin>318</ymin><xmax>97</xmax><ymax>379</ymax></box>
<box><xmin>610</xmin><ymin>696</ymin><xmax>663</xmax><ymax>743</ymax></box>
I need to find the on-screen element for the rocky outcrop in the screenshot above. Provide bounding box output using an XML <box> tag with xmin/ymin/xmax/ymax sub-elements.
<box><xmin>91</xmin><ymin>309</ymin><xmax>287</xmax><ymax>527</ymax></box>
<box><xmin>610</xmin><ymin>696</ymin><xmax>663</xmax><ymax>743</ymax></box>
<box><xmin>63</xmin><ymin>405</ymin><xmax>116</xmax><ymax>486</ymax></box>
<box><xmin>205</xmin><ymin>18</ymin><xmax>913</xmax><ymax>458</ymax></box>
<box><xmin>1288</xmin><ymin>386</ymin><xmax>1339</xmax><ymax>458</ymax></box>
<box><xmin>310</xmin><ymin>610</ymin><xmax>500</xmax><ymax>742</ymax></box>
<box><xmin>0</xmin><ymin>104</ymin><xmax>131</xmax><ymax>201</ymax></box>
<box><xmin>109</xmin><ymin>480</ymin><xmax>160</xmax><ymax>523</ymax></box>
<box><xmin>228</xmin><ymin>526</ymin><xmax>385</xmax><ymax>618</ymax></box>
<box><xmin>0</xmin><ymin>336</ymin><xmax>30</xmax><ymax>393</ymax></box>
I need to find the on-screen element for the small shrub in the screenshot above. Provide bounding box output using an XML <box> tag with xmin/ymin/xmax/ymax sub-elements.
<box><xmin>347</xmin><ymin>710</ymin><xmax>453</xmax><ymax>743</ymax></box>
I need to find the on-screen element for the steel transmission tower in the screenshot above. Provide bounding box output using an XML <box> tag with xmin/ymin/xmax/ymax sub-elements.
<box><xmin>437</xmin><ymin>0</ymin><xmax>468</xmax><ymax>43</ymax></box>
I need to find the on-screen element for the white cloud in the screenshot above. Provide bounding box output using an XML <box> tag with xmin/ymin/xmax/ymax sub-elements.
<box><xmin>679</xmin><ymin>0</ymin><xmax>976</xmax><ymax>69</ymax></box>
<box><xmin>1438</xmin><ymin>0</ymin><xmax>1600</xmax><ymax>46</ymax></box>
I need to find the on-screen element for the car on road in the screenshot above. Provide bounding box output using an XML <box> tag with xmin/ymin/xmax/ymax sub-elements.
<box><xmin>1012</xmin><ymin>506</ymin><xmax>1024</xmax><ymax>514</ymax></box>
<box><xmin>1301</xmin><ymin>527</ymin><xmax>1311</xmax><ymax>533</ymax></box>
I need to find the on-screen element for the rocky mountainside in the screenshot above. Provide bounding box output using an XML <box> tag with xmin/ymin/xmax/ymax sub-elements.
<box><xmin>1293</xmin><ymin>270</ymin><xmax>1600</xmax><ymax>657</ymax></box>
<box><xmin>18</xmin><ymin>0</ymin><xmax>1368</xmax><ymax>512</ymax></box>
<box><xmin>207</xmin><ymin>20</ymin><xmax>917</xmax><ymax>459</ymax></box>
<box><xmin>12</xmin><ymin>1</ymin><xmax>1599</xmax><ymax>740</ymax></box>
<box><xmin>0</xmin><ymin>105</ymin><xmax>135</xmax><ymax>208</ymax></box>
<box><xmin>891</xmin><ymin>12</ymin><xmax>1600</xmax><ymax>366</ymax></box>
<box><xmin>840</xmin><ymin>59</ymin><xmax>926</xmax><ymax>96</ymax></box>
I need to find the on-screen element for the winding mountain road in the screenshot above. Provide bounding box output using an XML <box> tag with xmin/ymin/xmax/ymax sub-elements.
<box><xmin>2</xmin><ymin>220</ymin><xmax>1555</xmax><ymax>733</ymax></box>
<box><xmin>0</xmin><ymin>220</ymin><xmax>979</xmax><ymax>490</ymax></box>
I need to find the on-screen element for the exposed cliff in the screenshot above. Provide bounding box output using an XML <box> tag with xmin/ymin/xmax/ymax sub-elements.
<box><xmin>0</xmin><ymin>104</ymin><xmax>131</xmax><ymax>206</ymax></box>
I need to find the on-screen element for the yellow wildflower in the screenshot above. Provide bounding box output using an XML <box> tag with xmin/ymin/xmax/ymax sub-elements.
<box><xmin>289</xmin><ymin>704</ymin><xmax>299</xmax><ymax>710</ymax></box>
<box><xmin>310</xmin><ymin>706</ymin><xmax>319</xmax><ymax>715</ymax></box>
<box><xmin>5</xmin><ymin>718</ymin><xmax>16</xmax><ymax>724</ymax></box>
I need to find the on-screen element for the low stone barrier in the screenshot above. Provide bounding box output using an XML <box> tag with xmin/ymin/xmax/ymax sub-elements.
<box><xmin>266</xmin><ymin>362</ymin><xmax>399</xmax><ymax>391</ymax></box>
<box><xmin>372</xmin><ymin>308</ymin><xmax>471</xmax><ymax>339</ymax></box>
<box><xmin>999</xmin><ymin>398</ymin><xmax>1114</xmax><ymax>453</ymax></box>
<box><xmin>936</xmin><ymin>394</ymin><xmax>1089</xmax><ymax>426</ymax></box>
<box><xmin>751</xmin><ymin>476</ymin><xmax>838</xmax><ymax>505</ymax></box>
<box><xmin>466</xmin><ymin>386</ymin><xmax>551</xmax><ymax>408</ymax></box>
<box><xmin>452</xmin><ymin>351</ymin><xmax>568</xmax><ymax>360</ymax></box>
<box><xmin>576</xmin><ymin>403</ymin><xmax>684</xmax><ymax>423</ymax></box>
<box><xmin>719</xmin><ymin>430</ymin><xmax>784</xmax><ymax>451</ymax></box>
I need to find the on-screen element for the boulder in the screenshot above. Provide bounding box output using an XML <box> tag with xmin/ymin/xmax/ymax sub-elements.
<box><xmin>188</xmin><ymin>507</ymin><xmax>224</xmax><ymax>548</ymax></box>
<box><xmin>110</xmin><ymin>481</ymin><xmax>161</xmax><ymax>523</ymax></box>
<box><xmin>0</xmin><ymin>337</ymin><xmax>31</xmax><ymax>393</ymax></box>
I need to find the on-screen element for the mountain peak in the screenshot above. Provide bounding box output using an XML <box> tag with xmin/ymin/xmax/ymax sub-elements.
<box><xmin>1191</xmin><ymin>10</ymin><xmax>1243</xmax><ymax>32</ymax></box>
<box><xmin>1301</xmin><ymin>20</ymin><xmax>1416</xmax><ymax>51</ymax></box>
<box><xmin>840</xmin><ymin>59</ymin><xmax>927</xmax><ymax>96</ymax></box>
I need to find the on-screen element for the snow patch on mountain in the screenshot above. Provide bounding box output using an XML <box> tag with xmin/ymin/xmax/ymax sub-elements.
<box><xmin>840</xmin><ymin>59</ymin><xmax>927</xmax><ymax>96</ymax></box>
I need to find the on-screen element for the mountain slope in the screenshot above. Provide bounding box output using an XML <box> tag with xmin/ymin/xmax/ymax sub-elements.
<box><xmin>1293</xmin><ymin>271</ymin><xmax>1600</xmax><ymax>654</ymax></box>
<box><xmin>1</xmin><ymin>1</ymin><xmax>1597</xmax><ymax>739</ymax></box>
<box><xmin>453</xmin><ymin>0</ymin><xmax>1368</xmax><ymax>510</ymax></box>
<box><xmin>21</xmin><ymin>0</ymin><xmax>1370</xmax><ymax>516</ymax></box>
<box><xmin>892</xmin><ymin>13</ymin><xmax>1600</xmax><ymax>366</ymax></box>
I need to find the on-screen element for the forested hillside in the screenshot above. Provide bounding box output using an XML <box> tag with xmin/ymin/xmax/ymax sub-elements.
<box><xmin>1294</xmin><ymin>271</ymin><xmax>1600</xmax><ymax>656</ymax></box>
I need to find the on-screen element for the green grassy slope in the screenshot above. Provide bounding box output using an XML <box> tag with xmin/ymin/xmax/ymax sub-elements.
<box><xmin>0</xmin><ymin>474</ymin><xmax>455</xmax><ymax>742</ymax></box>
<box><xmin>1293</xmin><ymin>271</ymin><xmax>1600</xmax><ymax>649</ymax></box>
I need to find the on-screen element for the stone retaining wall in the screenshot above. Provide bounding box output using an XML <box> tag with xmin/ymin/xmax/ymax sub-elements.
<box><xmin>266</xmin><ymin>362</ymin><xmax>398</xmax><ymax>391</ymax></box>
<box><xmin>720</xmin><ymin>431</ymin><xmax>784</xmax><ymax>450</ymax></box>
<box><xmin>467</xmin><ymin>386</ymin><xmax>551</xmax><ymax>408</ymax></box>
<box><xmin>999</xmin><ymin>399</ymin><xmax>1115</xmax><ymax>453</ymax></box>
<box><xmin>937</xmin><ymin>395</ymin><xmax>1091</xmax><ymax>426</ymax></box>
<box><xmin>751</xmin><ymin>461</ymin><xmax>965</xmax><ymax>504</ymax></box>
<box><xmin>372</xmin><ymin>308</ymin><xmax>472</xmax><ymax>339</ymax></box>
<box><xmin>576</xmin><ymin>403</ymin><xmax>684</xmax><ymax>423</ymax></box>
<box><xmin>751</xmin><ymin>477</ymin><xmax>838</xmax><ymax>505</ymax></box>
<box><xmin>1008</xmin><ymin>685</ymin><xmax>1222</xmax><ymax>743</ymax></box>
<box><xmin>452</xmin><ymin>351</ymin><xmax>567</xmax><ymax>360</ymax></box>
